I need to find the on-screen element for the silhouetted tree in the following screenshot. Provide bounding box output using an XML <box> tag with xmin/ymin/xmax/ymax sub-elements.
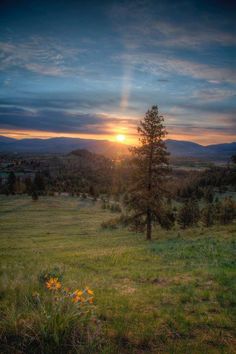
<box><xmin>33</xmin><ymin>173</ymin><xmax>45</xmax><ymax>194</ymax></box>
<box><xmin>124</xmin><ymin>105</ymin><xmax>170</xmax><ymax>240</ymax></box>
<box><xmin>7</xmin><ymin>172</ymin><xmax>16</xmax><ymax>194</ymax></box>
<box><xmin>231</xmin><ymin>155</ymin><xmax>236</xmax><ymax>164</ymax></box>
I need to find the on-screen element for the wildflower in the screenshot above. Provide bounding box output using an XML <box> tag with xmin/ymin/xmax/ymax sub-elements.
<box><xmin>88</xmin><ymin>298</ymin><xmax>94</xmax><ymax>304</ymax></box>
<box><xmin>72</xmin><ymin>295</ymin><xmax>85</xmax><ymax>303</ymax></box>
<box><xmin>85</xmin><ymin>287</ymin><xmax>94</xmax><ymax>296</ymax></box>
<box><xmin>73</xmin><ymin>289</ymin><xmax>83</xmax><ymax>297</ymax></box>
<box><xmin>72</xmin><ymin>296</ymin><xmax>81</xmax><ymax>303</ymax></box>
<box><xmin>45</xmin><ymin>277</ymin><xmax>62</xmax><ymax>291</ymax></box>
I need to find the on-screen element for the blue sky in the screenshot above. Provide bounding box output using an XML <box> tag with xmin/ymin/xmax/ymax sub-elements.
<box><xmin>0</xmin><ymin>0</ymin><xmax>235</xmax><ymax>144</ymax></box>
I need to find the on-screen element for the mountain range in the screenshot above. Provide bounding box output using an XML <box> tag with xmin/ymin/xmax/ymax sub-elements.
<box><xmin>0</xmin><ymin>136</ymin><xmax>235</xmax><ymax>160</ymax></box>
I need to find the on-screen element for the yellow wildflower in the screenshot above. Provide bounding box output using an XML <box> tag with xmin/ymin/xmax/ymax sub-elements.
<box><xmin>72</xmin><ymin>296</ymin><xmax>81</xmax><ymax>303</ymax></box>
<box><xmin>85</xmin><ymin>287</ymin><xmax>94</xmax><ymax>296</ymax></box>
<box><xmin>45</xmin><ymin>277</ymin><xmax>62</xmax><ymax>291</ymax></box>
<box><xmin>74</xmin><ymin>289</ymin><xmax>83</xmax><ymax>297</ymax></box>
<box><xmin>72</xmin><ymin>295</ymin><xmax>85</xmax><ymax>303</ymax></box>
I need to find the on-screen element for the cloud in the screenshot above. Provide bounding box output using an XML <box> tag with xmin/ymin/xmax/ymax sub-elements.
<box><xmin>109</xmin><ymin>1</ymin><xmax>236</xmax><ymax>50</ymax></box>
<box><xmin>0</xmin><ymin>105</ymin><xmax>135</xmax><ymax>135</ymax></box>
<box><xmin>114</xmin><ymin>53</ymin><xmax>236</xmax><ymax>83</ymax></box>
<box><xmin>0</xmin><ymin>36</ymin><xmax>82</xmax><ymax>77</ymax></box>
<box><xmin>191</xmin><ymin>88</ymin><xmax>236</xmax><ymax>102</ymax></box>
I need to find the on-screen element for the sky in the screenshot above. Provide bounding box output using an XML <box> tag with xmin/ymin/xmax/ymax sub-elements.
<box><xmin>0</xmin><ymin>0</ymin><xmax>235</xmax><ymax>145</ymax></box>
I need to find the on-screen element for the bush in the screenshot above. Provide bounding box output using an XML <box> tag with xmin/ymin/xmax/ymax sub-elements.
<box><xmin>32</xmin><ymin>190</ymin><xmax>39</xmax><ymax>201</ymax></box>
<box><xmin>158</xmin><ymin>206</ymin><xmax>175</xmax><ymax>230</ymax></box>
<box><xmin>216</xmin><ymin>197</ymin><xmax>236</xmax><ymax>224</ymax></box>
<box><xmin>177</xmin><ymin>199</ymin><xmax>200</xmax><ymax>229</ymax></box>
<box><xmin>201</xmin><ymin>203</ymin><xmax>215</xmax><ymax>227</ymax></box>
<box><xmin>109</xmin><ymin>203</ymin><xmax>122</xmax><ymax>213</ymax></box>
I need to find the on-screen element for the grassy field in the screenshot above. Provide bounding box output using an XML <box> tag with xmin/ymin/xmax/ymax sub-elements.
<box><xmin>0</xmin><ymin>195</ymin><xmax>235</xmax><ymax>353</ymax></box>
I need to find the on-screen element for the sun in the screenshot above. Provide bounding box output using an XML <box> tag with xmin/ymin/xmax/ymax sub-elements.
<box><xmin>116</xmin><ymin>134</ymin><xmax>126</xmax><ymax>142</ymax></box>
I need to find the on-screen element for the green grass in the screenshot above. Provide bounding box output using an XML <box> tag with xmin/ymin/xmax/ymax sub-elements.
<box><xmin>0</xmin><ymin>195</ymin><xmax>235</xmax><ymax>353</ymax></box>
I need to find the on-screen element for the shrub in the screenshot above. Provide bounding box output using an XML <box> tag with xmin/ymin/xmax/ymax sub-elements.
<box><xmin>201</xmin><ymin>203</ymin><xmax>215</xmax><ymax>227</ymax></box>
<box><xmin>109</xmin><ymin>203</ymin><xmax>122</xmax><ymax>213</ymax></box>
<box><xmin>158</xmin><ymin>206</ymin><xmax>176</xmax><ymax>230</ymax></box>
<box><xmin>177</xmin><ymin>199</ymin><xmax>200</xmax><ymax>229</ymax></box>
<box><xmin>217</xmin><ymin>197</ymin><xmax>236</xmax><ymax>224</ymax></box>
<box><xmin>32</xmin><ymin>190</ymin><xmax>39</xmax><ymax>201</ymax></box>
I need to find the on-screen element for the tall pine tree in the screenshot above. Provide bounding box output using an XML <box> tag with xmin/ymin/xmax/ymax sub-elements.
<box><xmin>124</xmin><ymin>106</ymin><xmax>169</xmax><ymax>240</ymax></box>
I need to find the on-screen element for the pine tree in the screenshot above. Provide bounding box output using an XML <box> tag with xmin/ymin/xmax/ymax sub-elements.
<box><xmin>124</xmin><ymin>105</ymin><xmax>169</xmax><ymax>240</ymax></box>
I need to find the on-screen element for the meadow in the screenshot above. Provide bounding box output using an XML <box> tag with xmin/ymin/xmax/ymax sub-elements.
<box><xmin>0</xmin><ymin>195</ymin><xmax>235</xmax><ymax>353</ymax></box>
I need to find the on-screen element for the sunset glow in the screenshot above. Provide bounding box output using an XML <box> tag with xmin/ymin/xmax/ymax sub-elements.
<box><xmin>116</xmin><ymin>134</ymin><xmax>126</xmax><ymax>143</ymax></box>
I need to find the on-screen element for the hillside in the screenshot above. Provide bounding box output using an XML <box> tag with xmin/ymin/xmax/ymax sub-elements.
<box><xmin>0</xmin><ymin>195</ymin><xmax>235</xmax><ymax>353</ymax></box>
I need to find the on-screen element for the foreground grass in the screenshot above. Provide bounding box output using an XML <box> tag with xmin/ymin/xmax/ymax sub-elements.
<box><xmin>0</xmin><ymin>195</ymin><xmax>235</xmax><ymax>353</ymax></box>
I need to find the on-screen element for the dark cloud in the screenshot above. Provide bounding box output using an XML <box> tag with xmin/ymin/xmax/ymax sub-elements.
<box><xmin>0</xmin><ymin>105</ymin><xmax>135</xmax><ymax>134</ymax></box>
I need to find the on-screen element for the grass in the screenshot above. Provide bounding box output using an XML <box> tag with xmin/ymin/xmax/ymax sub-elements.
<box><xmin>0</xmin><ymin>195</ymin><xmax>235</xmax><ymax>353</ymax></box>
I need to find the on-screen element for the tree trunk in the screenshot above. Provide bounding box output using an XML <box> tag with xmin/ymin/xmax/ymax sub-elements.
<box><xmin>146</xmin><ymin>141</ymin><xmax>153</xmax><ymax>241</ymax></box>
<box><xmin>146</xmin><ymin>208</ymin><xmax>152</xmax><ymax>240</ymax></box>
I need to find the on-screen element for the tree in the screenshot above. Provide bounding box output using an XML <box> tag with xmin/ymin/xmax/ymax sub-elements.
<box><xmin>124</xmin><ymin>105</ymin><xmax>170</xmax><ymax>240</ymax></box>
<box><xmin>177</xmin><ymin>199</ymin><xmax>200</xmax><ymax>229</ymax></box>
<box><xmin>231</xmin><ymin>155</ymin><xmax>236</xmax><ymax>164</ymax></box>
<box><xmin>7</xmin><ymin>172</ymin><xmax>16</xmax><ymax>195</ymax></box>
<box><xmin>33</xmin><ymin>173</ymin><xmax>45</xmax><ymax>194</ymax></box>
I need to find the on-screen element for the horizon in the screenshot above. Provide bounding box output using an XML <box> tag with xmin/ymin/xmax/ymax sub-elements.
<box><xmin>0</xmin><ymin>0</ymin><xmax>235</xmax><ymax>145</ymax></box>
<box><xmin>0</xmin><ymin>134</ymin><xmax>235</xmax><ymax>147</ymax></box>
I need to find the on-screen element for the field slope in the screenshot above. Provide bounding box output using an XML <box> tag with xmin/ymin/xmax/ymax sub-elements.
<box><xmin>0</xmin><ymin>196</ymin><xmax>235</xmax><ymax>353</ymax></box>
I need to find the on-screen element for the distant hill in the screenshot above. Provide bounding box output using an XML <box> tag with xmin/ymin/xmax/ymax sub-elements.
<box><xmin>0</xmin><ymin>136</ymin><xmax>235</xmax><ymax>160</ymax></box>
<box><xmin>166</xmin><ymin>140</ymin><xmax>236</xmax><ymax>159</ymax></box>
<box><xmin>0</xmin><ymin>137</ymin><xmax>128</xmax><ymax>157</ymax></box>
